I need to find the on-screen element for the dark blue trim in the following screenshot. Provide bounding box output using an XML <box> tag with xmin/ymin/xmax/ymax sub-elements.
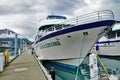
<box><xmin>97</xmin><ymin>40</ymin><xmax>120</xmax><ymax>44</ymax></box>
<box><xmin>88</xmin><ymin>53</ymin><xmax>120</xmax><ymax>60</ymax></box>
<box><xmin>47</xmin><ymin>15</ymin><xmax>66</xmax><ymax>19</ymax></box>
<box><xmin>35</xmin><ymin>20</ymin><xmax>116</xmax><ymax>44</ymax></box>
<box><xmin>99</xmin><ymin>54</ymin><xmax>120</xmax><ymax>57</ymax></box>
<box><xmin>98</xmin><ymin>55</ymin><xmax>120</xmax><ymax>60</ymax></box>
<box><xmin>43</xmin><ymin>61</ymin><xmax>77</xmax><ymax>71</ymax></box>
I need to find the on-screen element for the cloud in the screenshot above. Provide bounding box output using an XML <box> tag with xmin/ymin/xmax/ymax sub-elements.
<box><xmin>84</xmin><ymin>0</ymin><xmax>102</xmax><ymax>9</ymax></box>
<box><xmin>0</xmin><ymin>13</ymin><xmax>38</xmax><ymax>41</ymax></box>
<box><xmin>0</xmin><ymin>0</ymin><xmax>44</xmax><ymax>15</ymax></box>
<box><xmin>38</xmin><ymin>0</ymin><xmax>84</xmax><ymax>15</ymax></box>
<box><xmin>74</xmin><ymin>0</ymin><xmax>120</xmax><ymax>20</ymax></box>
<box><xmin>0</xmin><ymin>0</ymin><xmax>83</xmax><ymax>41</ymax></box>
<box><xmin>0</xmin><ymin>0</ymin><xmax>120</xmax><ymax>41</ymax></box>
<box><xmin>97</xmin><ymin>0</ymin><xmax>120</xmax><ymax>20</ymax></box>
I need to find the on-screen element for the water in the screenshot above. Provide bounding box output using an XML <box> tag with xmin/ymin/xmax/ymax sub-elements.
<box><xmin>8</xmin><ymin>49</ymin><xmax>19</xmax><ymax>56</ymax></box>
<box><xmin>43</xmin><ymin>61</ymin><xmax>88</xmax><ymax>80</ymax></box>
<box><xmin>98</xmin><ymin>57</ymin><xmax>120</xmax><ymax>78</ymax></box>
<box><xmin>7</xmin><ymin>49</ymin><xmax>19</xmax><ymax>60</ymax></box>
<box><xmin>8</xmin><ymin>49</ymin><xmax>14</xmax><ymax>56</ymax></box>
<box><xmin>42</xmin><ymin>56</ymin><xmax>120</xmax><ymax>80</ymax></box>
<box><xmin>42</xmin><ymin>56</ymin><xmax>90</xmax><ymax>80</ymax></box>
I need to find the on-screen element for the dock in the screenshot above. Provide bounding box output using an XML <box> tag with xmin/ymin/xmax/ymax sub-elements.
<box><xmin>0</xmin><ymin>50</ymin><xmax>48</xmax><ymax>80</ymax></box>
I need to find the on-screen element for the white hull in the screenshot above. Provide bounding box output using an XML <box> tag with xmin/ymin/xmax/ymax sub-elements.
<box><xmin>51</xmin><ymin>58</ymin><xmax>85</xmax><ymax>66</ymax></box>
<box><xmin>35</xmin><ymin>24</ymin><xmax>110</xmax><ymax>66</ymax></box>
<box><xmin>95</xmin><ymin>25</ymin><xmax>120</xmax><ymax>56</ymax></box>
<box><xmin>96</xmin><ymin>45</ymin><xmax>120</xmax><ymax>56</ymax></box>
<box><xmin>34</xmin><ymin>10</ymin><xmax>116</xmax><ymax>66</ymax></box>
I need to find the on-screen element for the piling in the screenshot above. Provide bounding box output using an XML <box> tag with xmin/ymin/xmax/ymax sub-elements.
<box><xmin>49</xmin><ymin>67</ymin><xmax>55</xmax><ymax>80</ymax></box>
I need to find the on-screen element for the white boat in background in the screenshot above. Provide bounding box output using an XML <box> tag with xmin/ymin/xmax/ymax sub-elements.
<box><xmin>34</xmin><ymin>10</ymin><xmax>116</xmax><ymax>66</ymax></box>
<box><xmin>95</xmin><ymin>23</ymin><xmax>120</xmax><ymax>57</ymax></box>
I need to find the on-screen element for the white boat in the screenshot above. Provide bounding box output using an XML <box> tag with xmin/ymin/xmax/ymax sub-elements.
<box><xmin>34</xmin><ymin>10</ymin><xmax>116</xmax><ymax>66</ymax></box>
<box><xmin>95</xmin><ymin>23</ymin><xmax>120</xmax><ymax>57</ymax></box>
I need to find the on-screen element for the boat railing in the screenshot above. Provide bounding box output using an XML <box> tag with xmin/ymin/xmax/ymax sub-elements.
<box><xmin>45</xmin><ymin>10</ymin><xmax>114</xmax><ymax>35</ymax></box>
<box><xmin>62</xmin><ymin>10</ymin><xmax>114</xmax><ymax>26</ymax></box>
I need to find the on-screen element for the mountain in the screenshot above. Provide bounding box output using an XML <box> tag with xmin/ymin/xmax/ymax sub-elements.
<box><xmin>0</xmin><ymin>29</ymin><xmax>31</xmax><ymax>45</ymax></box>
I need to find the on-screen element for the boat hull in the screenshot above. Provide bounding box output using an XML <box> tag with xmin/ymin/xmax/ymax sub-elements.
<box><xmin>34</xmin><ymin>20</ymin><xmax>115</xmax><ymax>66</ymax></box>
<box><xmin>96</xmin><ymin>45</ymin><xmax>120</xmax><ymax>56</ymax></box>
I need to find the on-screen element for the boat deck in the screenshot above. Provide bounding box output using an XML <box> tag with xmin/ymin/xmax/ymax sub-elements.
<box><xmin>0</xmin><ymin>50</ymin><xmax>47</xmax><ymax>80</ymax></box>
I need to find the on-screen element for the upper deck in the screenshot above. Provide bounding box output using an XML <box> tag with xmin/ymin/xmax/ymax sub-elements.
<box><xmin>46</xmin><ymin>15</ymin><xmax>67</xmax><ymax>19</ymax></box>
<box><xmin>35</xmin><ymin>10</ymin><xmax>116</xmax><ymax>42</ymax></box>
<box><xmin>40</xmin><ymin>10</ymin><xmax>114</xmax><ymax>30</ymax></box>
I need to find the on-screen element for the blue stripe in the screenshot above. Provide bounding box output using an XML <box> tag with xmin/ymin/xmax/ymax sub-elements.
<box><xmin>88</xmin><ymin>53</ymin><xmax>120</xmax><ymax>59</ymax></box>
<box><xmin>99</xmin><ymin>55</ymin><xmax>120</xmax><ymax>57</ymax></box>
<box><xmin>97</xmin><ymin>40</ymin><xmax>120</xmax><ymax>44</ymax></box>
<box><xmin>98</xmin><ymin>55</ymin><xmax>120</xmax><ymax>61</ymax></box>
<box><xmin>44</xmin><ymin>61</ymin><xmax>77</xmax><ymax>71</ymax></box>
<box><xmin>35</xmin><ymin>20</ymin><xmax>116</xmax><ymax>44</ymax></box>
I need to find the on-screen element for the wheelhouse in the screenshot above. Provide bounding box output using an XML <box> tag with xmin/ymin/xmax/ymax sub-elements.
<box><xmin>105</xmin><ymin>24</ymin><xmax>120</xmax><ymax>39</ymax></box>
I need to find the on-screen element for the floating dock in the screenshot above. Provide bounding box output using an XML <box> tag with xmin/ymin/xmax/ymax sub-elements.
<box><xmin>0</xmin><ymin>50</ymin><xmax>48</xmax><ymax>80</ymax></box>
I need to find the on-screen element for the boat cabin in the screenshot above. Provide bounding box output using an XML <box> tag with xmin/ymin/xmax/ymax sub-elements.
<box><xmin>46</xmin><ymin>15</ymin><xmax>67</xmax><ymax>20</ymax></box>
<box><xmin>106</xmin><ymin>24</ymin><xmax>120</xmax><ymax>39</ymax></box>
<box><xmin>97</xmin><ymin>24</ymin><xmax>120</xmax><ymax>45</ymax></box>
<box><xmin>106</xmin><ymin>29</ymin><xmax>120</xmax><ymax>39</ymax></box>
<box><xmin>35</xmin><ymin>15</ymin><xmax>73</xmax><ymax>39</ymax></box>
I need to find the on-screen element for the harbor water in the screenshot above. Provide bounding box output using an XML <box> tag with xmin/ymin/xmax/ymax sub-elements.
<box><xmin>42</xmin><ymin>56</ymin><xmax>120</xmax><ymax>80</ymax></box>
<box><xmin>42</xmin><ymin>56</ymin><xmax>90</xmax><ymax>80</ymax></box>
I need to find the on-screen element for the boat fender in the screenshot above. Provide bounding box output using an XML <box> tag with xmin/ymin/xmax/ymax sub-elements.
<box><xmin>95</xmin><ymin>44</ymin><xmax>99</xmax><ymax>51</ymax></box>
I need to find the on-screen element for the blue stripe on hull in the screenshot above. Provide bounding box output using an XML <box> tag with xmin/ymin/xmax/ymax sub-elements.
<box><xmin>88</xmin><ymin>53</ymin><xmax>120</xmax><ymax>60</ymax></box>
<box><xmin>99</xmin><ymin>55</ymin><xmax>120</xmax><ymax>58</ymax></box>
<box><xmin>97</xmin><ymin>40</ymin><xmax>120</xmax><ymax>44</ymax></box>
<box><xmin>35</xmin><ymin>20</ymin><xmax>116</xmax><ymax>44</ymax></box>
<box><xmin>42</xmin><ymin>61</ymin><xmax>77</xmax><ymax>72</ymax></box>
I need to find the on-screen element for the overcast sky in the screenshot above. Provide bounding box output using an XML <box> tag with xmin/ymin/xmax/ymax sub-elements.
<box><xmin>0</xmin><ymin>0</ymin><xmax>120</xmax><ymax>41</ymax></box>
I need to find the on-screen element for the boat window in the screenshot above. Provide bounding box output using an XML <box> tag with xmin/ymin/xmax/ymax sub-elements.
<box><xmin>63</xmin><ymin>24</ymin><xmax>74</xmax><ymax>28</ymax></box>
<box><xmin>36</xmin><ymin>30</ymin><xmax>43</xmax><ymax>38</ymax></box>
<box><xmin>117</xmin><ymin>30</ymin><xmax>120</xmax><ymax>37</ymax></box>
<box><xmin>47</xmin><ymin>27</ymin><xmax>53</xmax><ymax>31</ymax></box>
<box><xmin>47</xmin><ymin>15</ymin><xmax>66</xmax><ymax>19</ymax></box>
<box><xmin>35</xmin><ymin>35</ymin><xmax>41</xmax><ymax>39</ymax></box>
<box><xmin>55</xmin><ymin>25</ymin><xmax>62</xmax><ymax>30</ymax></box>
<box><xmin>108</xmin><ymin>30</ymin><xmax>116</xmax><ymax>39</ymax></box>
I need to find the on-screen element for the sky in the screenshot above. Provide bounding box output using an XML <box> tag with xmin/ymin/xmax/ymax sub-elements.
<box><xmin>0</xmin><ymin>0</ymin><xmax>120</xmax><ymax>41</ymax></box>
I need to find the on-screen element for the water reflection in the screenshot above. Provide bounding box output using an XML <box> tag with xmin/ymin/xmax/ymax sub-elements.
<box><xmin>42</xmin><ymin>55</ymin><xmax>120</xmax><ymax>80</ymax></box>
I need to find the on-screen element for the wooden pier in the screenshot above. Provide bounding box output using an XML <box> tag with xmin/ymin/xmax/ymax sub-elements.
<box><xmin>0</xmin><ymin>50</ymin><xmax>48</xmax><ymax>80</ymax></box>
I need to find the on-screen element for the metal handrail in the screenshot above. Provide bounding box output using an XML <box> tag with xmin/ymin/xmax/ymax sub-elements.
<box><xmin>62</xmin><ymin>10</ymin><xmax>114</xmax><ymax>26</ymax></box>
<box><xmin>44</xmin><ymin>10</ymin><xmax>114</xmax><ymax>35</ymax></box>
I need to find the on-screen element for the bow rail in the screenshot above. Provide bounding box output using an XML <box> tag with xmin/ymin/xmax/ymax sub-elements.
<box><xmin>62</xmin><ymin>10</ymin><xmax>114</xmax><ymax>26</ymax></box>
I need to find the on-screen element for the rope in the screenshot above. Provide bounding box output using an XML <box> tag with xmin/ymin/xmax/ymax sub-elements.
<box><xmin>93</xmin><ymin>48</ymin><xmax>110</xmax><ymax>78</ymax></box>
<box><xmin>75</xmin><ymin>34</ymin><xmax>86</xmax><ymax>80</ymax></box>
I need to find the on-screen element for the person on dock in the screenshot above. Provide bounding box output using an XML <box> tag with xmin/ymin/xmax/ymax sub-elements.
<box><xmin>4</xmin><ymin>50</ymin><xmax>9</xmax><ymax>65</ymax></box>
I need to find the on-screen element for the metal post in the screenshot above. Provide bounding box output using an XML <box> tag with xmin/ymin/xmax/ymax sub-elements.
<box><xmin>98</xmin><ymin>11</ymin><xmax>100</xmax><ymax>20</ymax></box>
<box><xmin>18</xmin><ymin>37</ymin><xmax>22</xmax><ymax>55</ymax></box>
<box><xmin>14</xmin><ymin>34</ymin><xmax>18</xmax><ymax>56</ymax></box>
<box><xmin>49</xmin><ymin>67</ymin><xmax>55</xmax><ymax>80</ymax></box>
<box><xmin>22</xmin><ymin>39</ymin><xmax>25</xmax><ymax>48</ymax></box>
